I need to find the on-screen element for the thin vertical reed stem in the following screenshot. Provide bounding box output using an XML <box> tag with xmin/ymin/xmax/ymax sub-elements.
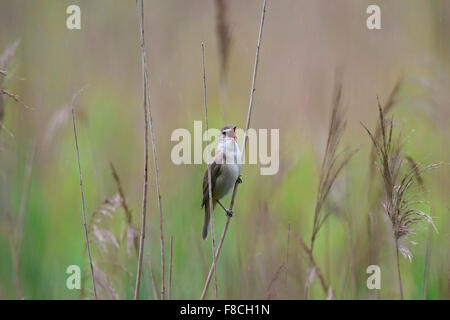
<box><xmin>134</xmin><ymin>0</ymin><xmax>150</xmax><ymax>300</ymax></box>
<box><xmin>200</xmin><ymin>0</ymin><xmax>267</xmax><ymax>300</ymax></box>
<box><xmin>202</xmin><ymin>41</ymin><xmax>219</xmax><ymax>299</ymax></box>
<box><xmin>72</xmin><ymin>108</ymin><xmax>97</xmax><ymax>300</ymax></box>
<box><xmin>168</xmin><ymin>236</ymin><xmax>174</xmax><ymax>299</ymax></box>
<box><xmin>395</xmin><ymin>238</ymin><xmax>404</xmax><ymax>300</ymax></box>
<box><xmin>134</xmin><ymin>0</ymin><xmax>166</xmax><ymax>300</ymax></box>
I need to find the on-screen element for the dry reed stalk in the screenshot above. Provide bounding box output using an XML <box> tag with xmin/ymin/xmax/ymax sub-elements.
<box><xmin>134</xmin><ymin>0</ymin><xmax>166</xmax><ymax>300</ymax></box>
<box><xmin>110</xmin><ymin>162</ymin><xmax>132</xmax><ymax>224</ymax></box>
<box><xmin>71</xmin><ymin>108</ymin><xmax>97</xmax><ymax>299</ymax></box>
<box><xmin>201</xmin><ymin>41</ymin><xmax>219</xmax><ymax>299</ymax></box>
<box><xmin>200</xmin><ymin>183</ymin><xmax>237</xmax><ymax>300</ymax></box>
<box><xmin>362</xmin><ymin>97</ymin><xmax>440</xmax><ymax>300</ymax></box>
<box><xmin>394</xmin><ymin>238</ymin><xmax>404</xmax><ymax>299</ymax></box>
<box><xmin>168</xmin><ymin>236</ymin><xmax>173</xmax><ymax>299</ymax></box>
<box><xmin>200</xmin><ymin>0</ymin><xmax>267</xmax><ymax>300</ymax></box>
<box><xmin>265</xmin><ymin>263</ymin><xmax>286</xmax><ymax>299</ymax></box>
<box><xmin>324</xmin><ymin>218</ymin><xmax>330</xmax><ymax>282</ymax></box>
<box><xmin>296</xmin><ymin>234</ymin><xmax>330</xmax><ymax>296</ymax></box>
<box><xmin>1</xmin><ymin>89</ymin><xmax>32</xmax><ymax>110</ymax></box>
<box><xmin>134</xmin><ymin>0</ymin><xmax>150</xmax><ymax>300</ymax></box>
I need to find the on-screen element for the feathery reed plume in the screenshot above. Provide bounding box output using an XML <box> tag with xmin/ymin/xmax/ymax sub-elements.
<box><xmin>0</xmin><ymin>42</ymin><xmax>32</xmax><ymax>112</ymax></box>
<box><xmin>366</xmin><ymin>79</ymin><xmax>402</xmax><ymax>276</ymax></box>
<box><xmin>215</xmin><ymin>0</ymin><xmax>231</xmax><ymax>78</ymax></box>
<box><xmin>215</xmin><ymin>0</ymin><xmax>232</xmax><ymax>120</ymax></box>
<box><xmin>0</xmin><ymin>40</ymin><xmax>19</xmax><ymax>76</ymax></box>
<box><xmin>110</xmin><ymin>162</ymin><xmax>139</xmax><ymax>255</ymax></box>
<box><xmin>368</xmin><ymin>79</ymin><xmax>402</xmax><ymax>185</ymax></box>
<box><xmin>0</xmin><ymin>40</ymin><xmax>19</xmax><ymax>136</ymax></box>
<box><xmin>89</xmin><ymin>194</ymin><xmax>122</xmax><ymax>251</ymax></box>
<box><xmin>404</xmin><ymin>155</ymin><xmax>425</xmax><ymax>191</ymax></box>
<box><xmin>310</xmin><ymin>81</ymin><xmax>357</xmax><ymax>252</ymax></box>
<box><xmin>362</xmin><ymin>99</ymin><xmax>439</xmax><ymax>300</ymax></box>
<box><xmin>72</xmin><ymin>108</ymin><xmax>97</xmax><ymax>299</ymax></box>
<box><xmin>201</xmin><ymin>41</ymin><xmax>219</xmax><ymax>299</ymax></box>
<box><xmin>134</xmin><ymin>0</ymin><xmax>166</xmax><ymax>300</ymax></box>
<box><xmin>83</xmin><ymin>191</ymin><xmax>138</xmax><ymax>299</ymax></box>
<box><xmin>304</xmin><ymin>79</ymin><xmax>357</xmax><ymax>299</ymax></box>
<box><xmin>110</xmin><ymin>162</ymin><xmax>132</xmax><ymax>224</ymax></box>
<box><xmin>92</xmin><ymin>263</ymin><xmax>120</xmax><ymax>300</ymax></box>
<box><xmin>200</xmin><ymin>0</ymin><xmax>267</xmax><ymax>300</ymax></box>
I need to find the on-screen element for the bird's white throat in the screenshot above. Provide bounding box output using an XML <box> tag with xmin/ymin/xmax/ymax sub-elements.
<box><xmin>217</xmin><ymin>137</ymin><xmax>242</xmax><ymax>166</ymax></box>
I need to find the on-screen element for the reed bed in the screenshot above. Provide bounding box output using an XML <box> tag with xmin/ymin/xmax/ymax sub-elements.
<box><xmin>0</xmin><ymin>1</ymin><xmax>448</xmax><ymax>301</ymax></box>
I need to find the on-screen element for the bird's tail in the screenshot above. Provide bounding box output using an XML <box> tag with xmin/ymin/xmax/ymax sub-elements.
<box><xmin>202</xmin><ymin>200</ymin><xmax>215</xmax><ymax>240</ymax></box>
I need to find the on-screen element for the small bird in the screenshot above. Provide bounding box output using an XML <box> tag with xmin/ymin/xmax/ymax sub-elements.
<box><xmin>201</xmin><ymin>125</ymin><xmax>242</xmax><ymax>240</ymax></box>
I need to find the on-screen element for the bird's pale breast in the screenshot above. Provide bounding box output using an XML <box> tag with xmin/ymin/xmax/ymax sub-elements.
<box><xmin>213</xmin><ymin>163</ymin><xmax>240</xmax><ymax>200</ymax></box>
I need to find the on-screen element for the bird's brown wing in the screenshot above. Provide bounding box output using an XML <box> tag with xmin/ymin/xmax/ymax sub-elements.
<box><xmin>202</xmin><ymin>161</ymin><xmax>221</xmax><ymax>208</ymax></box>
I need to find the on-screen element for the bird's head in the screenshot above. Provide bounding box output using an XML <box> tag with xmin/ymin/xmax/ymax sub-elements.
<box><xmin>220</xmin><ymin>125</ymin><xmax>237</xmax><ymax>140</ymax></box>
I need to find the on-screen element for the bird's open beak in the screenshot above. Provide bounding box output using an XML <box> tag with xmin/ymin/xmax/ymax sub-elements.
<box><xmin>233</xmin><ymin>126</ymin><xmax>237</xmax><ymax>140</ymax></box>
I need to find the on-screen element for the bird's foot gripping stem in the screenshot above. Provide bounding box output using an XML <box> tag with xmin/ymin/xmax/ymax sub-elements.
<box><xmin>237</xmin><ymin>175</ymin><xmax>242</xmax><ymax>184</ymax></box>
<box><xmin>216</xmin><ymin>200</ymin><xmax>233</xmax><ymax>217</ymax></box>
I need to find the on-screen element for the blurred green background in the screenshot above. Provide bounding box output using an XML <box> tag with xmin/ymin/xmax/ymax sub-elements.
<box><xmin>0</xmin><ymin>0</ymin><xmax>449</xmax><ymax>299</ymax></box>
